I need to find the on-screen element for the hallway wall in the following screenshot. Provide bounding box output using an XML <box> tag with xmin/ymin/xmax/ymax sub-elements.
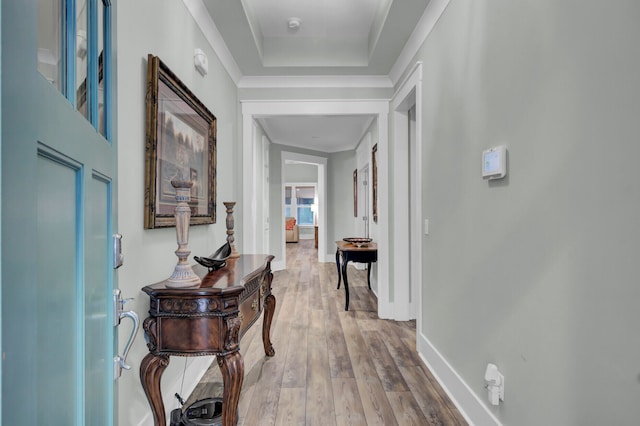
<box><xmin>403</xmin><ymin>1</ymin><xmax>640</xmax><ymax>424</ymax></box>
<box><xmin>285</xmin><ymin>163</ymin><xmax>318</xmax><ymax>183</ymax></box>
<box><xmin>115</xmin><ymin>1</ymin><xmax>239</xmax><ymax>424</ymax></box>
<box><xmin>328</xmin><ymin>150</ymin><xmax>359</xmax><ymax>246</ymax></box>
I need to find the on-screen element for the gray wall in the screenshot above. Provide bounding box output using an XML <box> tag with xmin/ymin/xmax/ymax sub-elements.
<box><xmin>115</xmin><ymin>1</ymin><xmax>239</xmax><ymax>423</ymax></box>
<box><xmin>328</xmin><ymin>150</ymin><xmax>358</xmax><ymax>248</ymax></box>
<box><xmin>409</xmin><ymin>1</ymin><xmax>640</xmax><ymax>424</ymax></box>
<box><xmin>284</xmin><ymin>163</ymin><xmax>318</xmax><ymax>183</ymax></box>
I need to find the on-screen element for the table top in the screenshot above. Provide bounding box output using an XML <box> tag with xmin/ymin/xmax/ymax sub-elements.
<box><xmin>336</xmin><ymin>240</ymin><xmax>378</xmax><ymax>252</ymax></box>
<box><xmin>142</xmin><ymin>254</ymin><xmax>274</xmax><ymax>296</ymax></box>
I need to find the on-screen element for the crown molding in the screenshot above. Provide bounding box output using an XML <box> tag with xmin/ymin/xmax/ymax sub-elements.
<box><xmin>185</xmin><ymin>0</ymin><xmax>449</xmax><ymax>90</ymax></box>
<box><xmin>238</xmin><ymin>75</ymin><xmax>393</xmax><ymax>89</ymax></box>
<box><xmin>182</xmin><ymin>0</ymin><xmax>243</xmax><ymax>85</ymax></box>
<box><xmin>240</xmin><ymin>99</ymin><xmax>390</xmax><ymax>114</ymax></box>
<box><xmin>389</xmin><ymin>0</ymin><xmax>451</xmax><ymax>86</ymax></box>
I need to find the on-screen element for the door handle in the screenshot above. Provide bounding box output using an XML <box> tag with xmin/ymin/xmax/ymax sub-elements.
<box><xmin>113</xmin><ymin>289</ymin><xmax>139</xmax><ymax>380</ymax></box>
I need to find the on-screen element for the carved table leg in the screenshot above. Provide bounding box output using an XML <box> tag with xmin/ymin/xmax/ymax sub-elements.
<box><xmin>263</xmin><ymin>293</ymin><xmax>276</xmax><ymax>356</ymax></box>
<box><xmin>217</xmin><ymin>351</ymin><xmax>244</xmax><ymax>426</ymax></box>
<box><xmin>140</xmin><ymin>352</ymin><xmax>170</xmax><ymax>426</ymax></box>
<box><xmin>335</xmin><ymin>248</ymin><xmax>342</xmax><ymax>289</ymax></box>
<box><xmin>342</xmin><ymin>259</ymin><xmax>350</xmax><ymax>311</ymax></box>
<box><xmin>367</xmin><ymin>262</ymin><xmax>372</xmax><ymax>290</ymax></box>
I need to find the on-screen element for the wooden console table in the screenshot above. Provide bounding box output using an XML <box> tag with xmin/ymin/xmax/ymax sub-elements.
<box><xmin>335</xmin><ymin>241</ymin><xmax>378</xmax><ymax>311</ymax></box>
<box><xmin>140</xmin><ymin>254</ymin><xmax>276</xmax><ymax>426</ymax></box>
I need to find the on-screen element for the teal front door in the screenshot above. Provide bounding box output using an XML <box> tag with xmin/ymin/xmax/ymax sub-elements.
<box><xmin>2</xmin><ymin>1</ymin><xmax>118</xmax><ymax>424</ymax></box>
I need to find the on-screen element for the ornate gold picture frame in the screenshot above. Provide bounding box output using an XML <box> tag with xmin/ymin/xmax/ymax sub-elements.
<box><xmin>144</xmin><ymin>54</ymin><xmax>217</xmax><ymax>228</ymax></box>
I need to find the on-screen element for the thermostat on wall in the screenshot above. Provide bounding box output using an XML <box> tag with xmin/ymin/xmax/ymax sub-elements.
<box><xmin>482</xmin><ymin>145</ymin><xmax>507</xmax><ymax>180</ymax></box>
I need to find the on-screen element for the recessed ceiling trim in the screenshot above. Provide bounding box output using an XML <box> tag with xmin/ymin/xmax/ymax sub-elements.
<box><xmin>187</xmin><ymin>0</ymin><xmax>446</xmax><ymax>88</ymax></box>
<box><xmin>241</xmin><ymin>99</ymin><xmax>390</xmax><ymax>114</ymax></box>
<box><xmin>238</xmin><ymin>75</ymin><xmax>393</xmax><ymax>89</ymax></box>
<box><xmin>271</xmin><ymin>139</ymin><xmax>355</xmax><ymax>154</ymax></box>
<box><xmin>182</xmin><ymin>0</ymin><xmax>242</xmax><ymax>84</ymax></box>
<box><xmin>240</xmin><ymin>0</ymin><xmax>264</xmax><ymax>62</ymax></box>
<box><xmin>389</xmin><ymin>0</ymin><xmax>451</xmax><ymax>85</ymax></box>
<box><xmin>368</xmin><ymin>0</ymin><xmax>394</xmax><ymax>59</ymax></box>
<box><xmin>256</xmin><ymin>114</ymin><xmax>377</xmax><ymax>153</ymax></box>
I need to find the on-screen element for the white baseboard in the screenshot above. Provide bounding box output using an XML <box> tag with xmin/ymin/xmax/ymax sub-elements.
<box><xmin>393</xmin><ymin>302</ymin><xmax>414</xmax><ymax>321</ymax></box>
<box><xmin>417</xmin><ymin>332</ymin><xmax>502</xmax><ymax>426</ymax></box>
<box><xmin>272</xmin><ymin>260</ymin><xmax>285</xmax><ymax>271</ymax></box>
<box><xmin>377</xmin><ymin>302</ymin><xmax>393</xmax><ymax>319</ymax></box>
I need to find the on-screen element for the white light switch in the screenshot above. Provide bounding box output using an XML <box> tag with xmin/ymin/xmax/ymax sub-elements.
<box><xmin>424</xmin><ymin>219</ymin><xmax>429</xmax><ymax>235</ymax></box>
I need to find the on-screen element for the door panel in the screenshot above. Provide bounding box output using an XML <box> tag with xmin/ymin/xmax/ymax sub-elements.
<box><xmin>36</xmin><ymin>150</ymin><xmax>81</xmax><ymax>425</ymax></box>
<box><xmin>86</xmin><ymin>172</ymin><xmax>112</xmax><ymax>425</ymax></box>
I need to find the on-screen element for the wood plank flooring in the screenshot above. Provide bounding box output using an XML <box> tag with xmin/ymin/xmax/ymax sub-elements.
<box><xmin>186</xmin><ymin>239</ymin><xmax>468</xmax><ymax>425</ymax></box>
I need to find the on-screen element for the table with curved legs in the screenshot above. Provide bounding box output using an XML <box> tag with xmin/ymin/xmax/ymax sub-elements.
<box><xmin>140</xmin><ymin>254</ymin><xmax>276</xmax><ymax>426</ymax></box>
<box><xmin>335</xmin><ymin>241</ymin><xmax>378</xmax><ymax>311</ymax></box>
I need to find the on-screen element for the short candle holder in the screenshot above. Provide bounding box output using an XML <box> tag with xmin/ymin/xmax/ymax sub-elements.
<box><xmin>223</xmin><ymin>201</ymin><xmax>240</xmax><ymax>258</ymax></box>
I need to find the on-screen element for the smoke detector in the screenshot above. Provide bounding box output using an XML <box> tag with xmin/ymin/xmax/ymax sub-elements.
<box><xmin>287</xmin><ymin>17</ymin><xmax>301</xmax><ymax>31</ymax></box>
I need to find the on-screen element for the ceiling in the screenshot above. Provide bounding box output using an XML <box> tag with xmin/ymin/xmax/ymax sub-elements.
<box><xmin>257</xmin><ymin>115</ymin><xmax>375</xmax><ymax>153</ymax></box>
<box><xmin>202</xmin><ymin>0</ymin><xmax>429</xmax><ymax>77</ymax></box>
<box><xmin>198</xmin><ymin>0</ymin><xmax>432</xmax><ymax>152</ymax></box>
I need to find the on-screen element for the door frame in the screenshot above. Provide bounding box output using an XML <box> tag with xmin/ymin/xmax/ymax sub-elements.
<box><xmin>391</xmin><ymin>62</ymin><xmax>423</xmax><ymax>322</ymax></box>
<box><xmin>280</xmin><ymin>154</ymin><xmax>325</xmax><ymax>269</ymax></box>
<box><xmin>240</xmin><ymin>99</ymin><xmax>392</xmax><ymax>317</ymax></box>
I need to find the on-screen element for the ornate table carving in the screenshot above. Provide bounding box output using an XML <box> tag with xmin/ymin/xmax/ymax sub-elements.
<box><xmin>140</xmin><ymin>254</ymin><xmax>276</xmax><ymax>425</ymax></box>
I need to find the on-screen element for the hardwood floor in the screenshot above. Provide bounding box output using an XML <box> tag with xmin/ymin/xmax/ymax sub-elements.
<box><xmin>186</xmin><ymin>239</ymin><xmax>468</xmax><ymax>425</ymax></box>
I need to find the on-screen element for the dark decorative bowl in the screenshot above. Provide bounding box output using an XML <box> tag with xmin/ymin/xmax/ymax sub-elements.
<box><xmin>194</xmin><ymin>241</ymin><xmax>232</xmax><ymax>272</ymax></box>
<box><xmin>343</xmin><ymin>237</ymin><xmax>372</xmax><ymax>248</ymax></box>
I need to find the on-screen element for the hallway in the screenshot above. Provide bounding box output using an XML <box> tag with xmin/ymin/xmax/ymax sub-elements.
<box><xmin>186</xmin><ymin>240</ymin><xmax>467</xmax><ymax>425</ymax></box>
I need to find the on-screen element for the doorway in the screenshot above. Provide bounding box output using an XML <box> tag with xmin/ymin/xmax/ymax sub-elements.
<box><xmin>241</xmin><ymin>99</ymin><xmax>390</xmax><ymax>316</ymax></box>
<box><xmin>391</xmin><ymin>63</ymin><xmax>423</xmax><ymax>323</ymax></box>
<box><xmin>280</xmin><ymin>152</ymin><xmax>326</xmax><ymax>269</ymax></box>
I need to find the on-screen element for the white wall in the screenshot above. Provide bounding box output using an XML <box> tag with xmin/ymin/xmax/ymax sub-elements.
<box><xmin>116</xmin><ymin>1</ymin><xmax>239</xmax><ymax>424</ymax></box>
<box><xmin>403</xmin><ymin>1</ymin><xmax>640</xmax><ymax>424</ymax></box>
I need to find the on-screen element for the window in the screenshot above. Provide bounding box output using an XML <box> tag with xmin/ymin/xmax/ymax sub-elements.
<box><xmin>37</xmin><ymin>0</ymin><xmax>113</xmax><ymax>139</ymax></box>
<box><xmin>37</xmin><ymin>0</ymin><xmax>64</xmax><ymax>90</ymax></box>
<box><xmin>296</xmin><ymin>186</ymin><xmax>315</xmax><ymax>225</ymax></box>
<box><xmin>285</xmin><ymin>184</ymin><xmax>317</xmax><ymax>226</ymax></box>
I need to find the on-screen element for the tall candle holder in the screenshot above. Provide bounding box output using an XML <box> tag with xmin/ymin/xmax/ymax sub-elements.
<box><xmin>223</xmin><ymin>201</ymin><xmax>240</xmax><ymax>258</ymax></box>
<box><xmin>165</xmin><ymin>180</ymin><xmax>201</xmax><ymax>288</ymax></box>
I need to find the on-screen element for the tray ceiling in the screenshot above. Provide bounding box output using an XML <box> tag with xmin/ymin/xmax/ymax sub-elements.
<box><xmin>202</xmin><ymin>0</ymin><xmax>430</xmax><ymax>76</ymax></box>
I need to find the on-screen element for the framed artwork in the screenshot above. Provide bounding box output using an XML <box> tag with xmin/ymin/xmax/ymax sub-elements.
<box><xmin>353</xmin><ymin>169</ymin><xmax>358</xmax><ymax>217</ymax></box>
<box><xmin>144</xmin><ymin>54</ymin><xmax>217</xmax><ymax>228</ymax></box>
<box><xmin>372</xmin><ymin>144</ymin><xmax>378</xmax><ymax>223</ymax></box>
